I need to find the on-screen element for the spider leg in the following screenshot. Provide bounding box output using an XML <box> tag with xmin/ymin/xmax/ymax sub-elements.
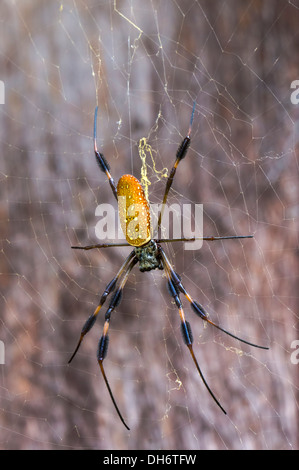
<box><xmin>160</xmin><ymin>248</ymin><xmax>269</xmax><ymax>350</ymax></box>
<box><xmin>97</xmin><ymin>254</ymin><xmax>138</xmax><ymax>430</ymax></box>
<box><xmin>157</xmin><ymin>102</ymin><xmax>195</xmax><ymax>233</ymax></box>
<box><xmin>93</xmin><ymin>106</ymin><xmax>118</xmax><ymax>201</ymax></box>
<box><xmin>155</xmin><ymin>235</ymin><xmax>254</xmax><ymax>244</ymax></box>
<box><xmin>164</xmin><ymin>264</ymin><xmax>226</xmax><ymax>414</ymax></box>
<box><xmin>155</xmin><ymin>235</ymin><xmax>253</xmax><ymax>249</ymax></box>
<box><xmin>68</xmin><ymin>250</ymin><xmax>136</xmax><ymax>364</ymax></box>
<box><xmin>71</xmin><ymin>242</ymin><xmax>130</xmax><ymax>250</ymax></box>
<box><xmin>71</xmin><ymin>236</ymin><xmax>254</xmax><ymax>251</ymax></box>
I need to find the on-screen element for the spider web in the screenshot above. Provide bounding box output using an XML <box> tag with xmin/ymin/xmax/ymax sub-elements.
<box><xmin>0</xmin><ymin>0</ymin><xmax>298</xmax><ymax>450</ymax></box>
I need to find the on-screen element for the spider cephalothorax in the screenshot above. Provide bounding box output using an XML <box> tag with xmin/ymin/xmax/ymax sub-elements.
<box><xmin>134</xmin><ymin>240</ymin><xmax>163</xmax><ymax>272</ymax></box>
<box><xmin>69</xmin><ymin>105</ymin><xmax>269</xmax><ymax>430</ymax></box>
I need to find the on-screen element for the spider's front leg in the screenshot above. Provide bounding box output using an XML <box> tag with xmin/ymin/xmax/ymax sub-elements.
<box><xmin>93</xmin><ymin>106</ymin><xmax>118</xmax><ymax>201</ymax></box>
<box><xmin>157</xmin><ymin>101</ymin><xmax>195</xmax><ymax>232</ymax></box>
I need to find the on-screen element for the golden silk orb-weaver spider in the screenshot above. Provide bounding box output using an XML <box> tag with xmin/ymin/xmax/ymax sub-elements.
<box><xmin>69</xmin><ymin>104</ymin><xmax>269</xmax><ymax>430</ymax></box>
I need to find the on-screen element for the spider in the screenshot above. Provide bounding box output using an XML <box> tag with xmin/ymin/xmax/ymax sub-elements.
<box><xmin>69</xmin><ymin>104</ymin><xmax>269</xmax><ymax>430</ymax></box>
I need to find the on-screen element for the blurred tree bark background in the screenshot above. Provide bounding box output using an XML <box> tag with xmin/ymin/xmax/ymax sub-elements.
<box><xmin>0</xmin><ymin>0</ymin><xmax>298</xmax><ymax>449</ymax></box>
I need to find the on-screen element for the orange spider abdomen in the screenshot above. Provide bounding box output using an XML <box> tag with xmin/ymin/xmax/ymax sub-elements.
<box><xmin>117</xmin><ymin>174</ymin><xmax>151</xmax><ymax>247</ymax></box>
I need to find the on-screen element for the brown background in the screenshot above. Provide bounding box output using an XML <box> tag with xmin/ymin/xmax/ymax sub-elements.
<box><xmin>0</xmin><ymin>0</ymin><xmax>298</xmax><ymax>450</ymax></box>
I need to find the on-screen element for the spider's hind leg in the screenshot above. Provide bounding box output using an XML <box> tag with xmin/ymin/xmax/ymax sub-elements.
<box><xmin>68</xmin><ymin>250</ymin><xmax>136</xmax><ymax>364</ymax></box>
<box><xmin>97</xmin><ymin>252</ymin><xmax>138</xmax><ymax>430</ymax></box>
<box><xmin>166</xmin><ymin>259</ymin><xmax>269</xmax><ymax>351</ymax></box>
<box><xmin>161</xmin><ymin>247</ymin><xmax>226</xmax><ymax>414</ymax></box>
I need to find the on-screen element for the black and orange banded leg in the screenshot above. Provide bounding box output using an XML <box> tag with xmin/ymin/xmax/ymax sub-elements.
<box><xmin>160</xmin><ymin>246</ymin><xmax>226</xmax><ymax>414</ymax></box>
<box><xmin>94</xmin><ymin>106</ymin><xmax>118</xmax><ymax>201</ymax></box>
<box><xmin>97</xmin><ymin>253</ymin><xmax>138</xmax><ymax>430</ymax></box>
<box><xmin>157</xmin><ymin>102</ymin><xmax>195</xmax><ymax>233</ymax></box>
<box><xmin>160</xmin><ymin>248</ymin><xmax>269</xmax><ymax>351</ymax></box>
<box><xmin>68</xmin><ymin>250</ymin><xmax>136</xmax><ymax>364</ymax></box>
